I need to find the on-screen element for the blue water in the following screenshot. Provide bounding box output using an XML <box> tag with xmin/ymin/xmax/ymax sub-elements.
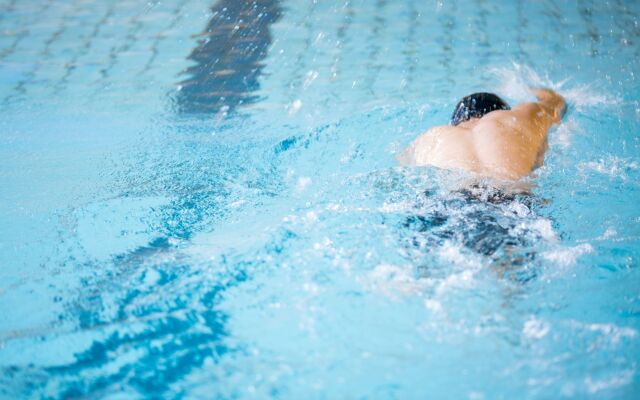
<box><xmin>1</xmin><ymin>0</ymin><xmax>639</xmax><ymax>398</ymax></box>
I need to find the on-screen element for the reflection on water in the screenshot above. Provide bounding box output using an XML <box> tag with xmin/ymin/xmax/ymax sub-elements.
<box><xmin>176</xmin><ymin>0</ymin><xmax>282</xmax><ymax>115</ymax></box>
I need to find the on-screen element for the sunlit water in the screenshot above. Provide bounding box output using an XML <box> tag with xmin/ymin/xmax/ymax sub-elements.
<box><xmin>1</xmin><ymin>0</ymin><xmax>639</xmax><ymax>398</ymax></box>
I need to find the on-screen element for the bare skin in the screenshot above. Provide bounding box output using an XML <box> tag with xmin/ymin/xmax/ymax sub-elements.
<box><xmin>398</xmin><ymin>89</ymin><xmax>566</xmax><ymax>180</ymax></box>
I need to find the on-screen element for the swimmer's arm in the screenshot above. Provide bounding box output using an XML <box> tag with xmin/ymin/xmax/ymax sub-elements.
<box><xmin>531</xmin><ymin>88</ymin><xmax>566</xmax><ymax>123</ymax></box>
<box><xmin>477</xmin><ymin>89</ymin><xmax>564</xmax><ymax>177</ymax></box>
<box><xmin>508</xmin><ymin>88</ymin><xmax>566</xmax><ymax>129</ymax></box>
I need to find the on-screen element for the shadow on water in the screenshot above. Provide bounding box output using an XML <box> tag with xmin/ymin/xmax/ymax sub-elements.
<box><xmin>175</xmin><ymin>0</ymin><xmax>282</xmax><ymax>116</ymax></box>
<box><xmin>50</xmin><ymin>223</ymin><xmax>299</xmax><ymax>397</ymax></box>
<box><xmin>26</xmin><ymin>1</ymin><xmax>285</xmax><ymax>397</ymax></box>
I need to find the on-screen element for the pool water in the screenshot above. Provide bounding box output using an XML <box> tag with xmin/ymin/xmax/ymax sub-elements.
<box><xmin>1</xmin><ymin>0</ymin><xmax>639</xmax><ymax>398</ymax></box>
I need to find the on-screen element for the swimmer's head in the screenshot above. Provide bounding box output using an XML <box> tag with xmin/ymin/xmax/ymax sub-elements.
<box><xmin>451</xmin><ymin>92</ymin><xmax>510</xmax><ymax>126</ymax></box>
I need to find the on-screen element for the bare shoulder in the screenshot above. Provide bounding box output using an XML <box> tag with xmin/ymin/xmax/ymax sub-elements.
<box><xmin>480</xmin><ymin>104</ymin><xmax>540</xmax><ymax>123</ymax></box>
<box><xmin>398</xmin><ymin>124</ymin><xmax>469</xmax><ymax>166</ymax></box>
<box><xmin>413</xmin><ymin>124</ymin><xmax>465</xmax><ymax>148</ymax></box>
<box><xmin>476</xmin><ymin>104</ymin><xmax>547</xmax><ymax>138</ymax></box>
<box><xmin>481</xmin><ymin>89</ymin><xmax>564</xmax><ymax>124</ymax></box>
<box><xmin>429</xmin><ymin>124</ymin><xmax>463</xmax><ymax>135</ymax></box>
<box><xmin>396</xmin><ymin>125</ymin><xmax>457</xmax><ymax>165</ymax></box>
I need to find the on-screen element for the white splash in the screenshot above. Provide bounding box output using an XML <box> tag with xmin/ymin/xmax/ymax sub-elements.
<box><xmin>600</xmin><ymin>227</ymin><xmax>617</xmax><ymax>240</ymax></box>
<box><xmin>542</xmin><ymin>243</ymin><xmax>593</xmax><ymax>266</ymax></box>
<box><xmin>303</xmin><ymin>70</ymin><xmax>319</xmax><ymax>89</ymax></box>
<box><xmin>434</xmin><ymin>243</ymin><xmax>481</xmax><ymax>296</ymax></box>
<box><xmin>578</xmin><ymin>155</ymin><xmax>640</xmax><ymax>180</ymax></box>
<box><xmin>490</xmin><ymin>63</ymin><xmax>548</xmax><ymax>102</ymax></box>
<box><xmin>304</xmin><ymin>210</ymin><xmax>318</xmax><ymax>223</ymax></box>
<box><xmin>378</xmin><ymin>201</ymin><xmax>413</xmax><ymax>213</ymax></box>
<box><xmin>549</xmin><ymin>116</ymin><xmax>580</xmax><ymax>148</ymax></box>
<box><xmin>529</xmin><ymin>218</ymin><xmax>558</xmax><ymax>241</ymax></box>
<box><xmin>561</xmin><ymin>84</ymin><xmax>620</xmax><ymax>111</ymax></box>
<box><xmin>302</xmin><ymin>282</ymin><xmax>321</xmax><ymax>294</ymax></box>
<box><xmin>424</xmin><ymin>298</ymin><xmax>443</xmax><ymax>313</ymax></box>
<box><xmin>511</xmin><ymin>217</ymin><xmax>557</xmax><ymax>242</ymax></box>
<box><xmin>523</xmin><ymin>317</ymin><xmax>550</xmax><ymax>339</ymax></box>
<box><xmin>490</xmin><ymin>62</ymin><xmax>619</xmax><ymax>111</ymax></box>
<box><xmin>584</xmin><ymin>369</ymin><xmax>635</xmax><ymax>394</ymax></box>
<box><xmin>288</xmin><ymin>99</ymin><xmax>303</xmax><ymax>116</ymax></box>
<box><xmin>506</xmin><ymin>201</ymin><xmax>531</xmax><ymax>218</ymax></box>
<box><xmin>296</xmin><ymin>176</ymin><xmax>312</xmax><ymax>192</ymax></box>
<box><xmin>366</xmin><ymin>264</ymin><xmax>425</xmax><ymax>296</ymax></box>
<box><xmin>438</xmin><ymin>241</ymin><xmax>481</xmax><ymax>268</ymax></box>
<box><xmin>584</xmin><ymin>322</ymin><xmax>638</xmax><ymax>346</ymax></box>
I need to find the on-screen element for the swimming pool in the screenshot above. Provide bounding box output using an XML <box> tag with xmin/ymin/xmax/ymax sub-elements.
<box><xmin>0</xmin><ymin>0</ymin><xmax>639</xmax><ymax>398</ymax></box>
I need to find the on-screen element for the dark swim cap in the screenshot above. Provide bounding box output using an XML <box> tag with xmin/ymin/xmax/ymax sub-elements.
<box><xmin>450</xmin><ymin>92</ymin><xmax>510</xmax><ymax>126</ymax></box>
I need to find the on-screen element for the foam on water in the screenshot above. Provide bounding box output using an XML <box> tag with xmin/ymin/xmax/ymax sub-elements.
<box><xmin>578</xmin><ymin>156</ymin><xmax>640</xmax><ymax>181</ymax></box>
<box><xmin>543</xmin><ymin>243</ymin><xmax>594</xmax><ymax>267</ymax></box>
<box><xmin>523</xmin><ymin>317</ymin><xmax>551</xmax><ymax>340</ymax></box>
<box><xmin>584</xmin><ymin>369</ymin><xmax>635</xmax><ymax>395</ymax></box>
<box><xmin>491</xmin><ymin>63</ymin><xmax>620</xmax><ymax>111</ymax></box>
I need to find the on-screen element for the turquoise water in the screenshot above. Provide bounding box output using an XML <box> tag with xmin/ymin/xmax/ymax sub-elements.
<box><xmin>1</xmin><ymin>0</ymin><xmax>639</xmax><ymax>398</ymax></box>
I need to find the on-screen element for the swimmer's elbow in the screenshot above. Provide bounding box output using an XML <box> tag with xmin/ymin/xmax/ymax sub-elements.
<box><xmin>531</xmin><ymin>88</ymin><xmax>566</xmax><ymax>123</ymax></box>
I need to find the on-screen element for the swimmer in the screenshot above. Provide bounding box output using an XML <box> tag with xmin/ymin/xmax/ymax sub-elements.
<box><xmin>398</xmin><ymin>89</ymin><xmax>566</xmax><ymax>180</ymax></box>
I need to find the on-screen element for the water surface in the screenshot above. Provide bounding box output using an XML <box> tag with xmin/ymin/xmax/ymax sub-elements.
<box><xmin>0</xmin><ymin>0</ymin><xmax>639</xmax><ymax>398</ymax></box>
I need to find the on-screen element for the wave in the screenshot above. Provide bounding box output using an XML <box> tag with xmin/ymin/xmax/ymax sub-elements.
<box><xmin>490</xmin><ymin>62</ymin><xmax>619</xmax><ymax>111</ymax></box>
